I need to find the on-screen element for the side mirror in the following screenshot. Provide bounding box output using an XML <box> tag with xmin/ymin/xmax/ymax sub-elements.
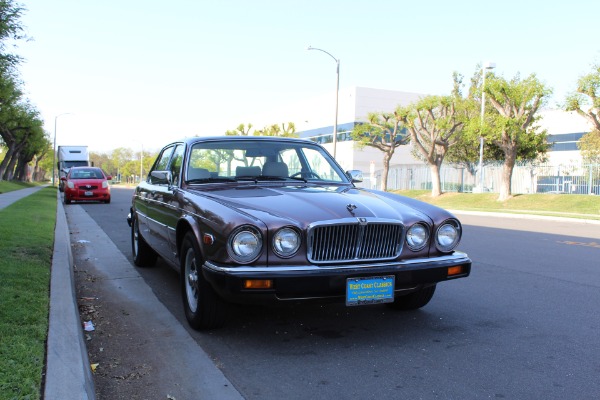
<box><xmin>347</xmin><ymin>170</ymin><xmax>363</xmax><ymax>183</ymax></box>
<box><xmin>60</xmin><ymin>177</ymin><xmax>67</xmax><ymax>182</ymax></box>
<box><xmin>106</xmin><ymin>176</ymin><xmax>113</xmax><ymax>180</ymax></box>
<box><xmin>150</xmin><ymin>170</ymin><xmax>172</xmax><ymax>185</ymax></box>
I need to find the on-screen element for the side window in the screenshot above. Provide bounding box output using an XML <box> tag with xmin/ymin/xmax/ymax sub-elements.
<box><xmin>169</xmin><ymin>145</ymin><xmax>184</xmax><ymax>187</ymax></box>
<box><xmin>280</xmin><ymin>148</ymin><xmax>302</xmax><ymax>176</ymax></box>
<box><xmin>302</xmin><ymin>148</ymin><xmax>344</xmax><ymax>182</ymax></box>
<box><xmin>149</xmin><ymin>145</ymin><xmax>174</xmax><ymax>184</ymax></box>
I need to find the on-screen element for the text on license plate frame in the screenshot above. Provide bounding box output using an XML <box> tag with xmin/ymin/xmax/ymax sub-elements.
<box><xmin>84</xmin><ymin>191</ymin><xmax>94</xmax><ymax>196</ymax></box>
<box><xmin>346</xmin><ymin>275</ymin><xmax>395</xmax><ymax>306</ymax></box>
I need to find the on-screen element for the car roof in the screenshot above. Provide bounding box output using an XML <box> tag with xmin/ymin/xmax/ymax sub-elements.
<box><xmin>170</xmin><ymin>136</ymin><xmax>318</xmax><ymax>147</ymax></box>
<box><xmin>70</xmin><ymin>166</ymin><xmax>101</xmax><ymax>171</ymax></box>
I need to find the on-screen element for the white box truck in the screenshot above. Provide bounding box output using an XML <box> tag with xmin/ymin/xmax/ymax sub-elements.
<box><xmin>57</xmin><ymin>145</ymin><xmax>90</xmax><ymax>191</ymax></box>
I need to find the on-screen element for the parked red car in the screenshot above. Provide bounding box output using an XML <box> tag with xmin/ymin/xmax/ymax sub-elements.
<box><xmin>62</xmin><ymin>166</ymin><xmax>112</xmax><ymax>204</ymax></box>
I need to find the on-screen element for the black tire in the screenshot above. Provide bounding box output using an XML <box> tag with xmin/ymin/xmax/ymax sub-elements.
<box><xmin>131</xmin><ymin>214</ymin><xmax>157</xmax><ymax>267</ymax></box>
<box><xmin>386</xmin><ymin>284</ymin><xmax>436</xmax><ymax>310</ymax></box>
<box><xmin>64</xmin><ymin>197</ymin><xmax>71</xmax><ymax>204</ymax></box>
<box><xmin>180</xmin><ymin>232</ymin><xmax>227</xmax><ymax>330</ymax></box>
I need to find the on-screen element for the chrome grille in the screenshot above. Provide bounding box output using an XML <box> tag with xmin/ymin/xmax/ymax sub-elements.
<box><xmin>307</xmin><ymin>220</ymin><xmax>404</xmax><ymax>263</ymax></box>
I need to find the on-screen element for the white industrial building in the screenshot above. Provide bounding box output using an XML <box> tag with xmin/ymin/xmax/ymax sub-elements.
<box><xmin>256</xmin><ymin>86</ymin><xmax>593</xmax><ymax>179</ymax></box>
<box><xmin>538</xmin><ymin>109</ymin><xmax>591</xmax><ymax>165</ymax></box>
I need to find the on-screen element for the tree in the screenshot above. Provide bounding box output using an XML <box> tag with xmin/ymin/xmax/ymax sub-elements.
<box><xmin>12</xmin><ymin>121</ymin><xmax>46</xmax><ymax>181</ymax></box>
<box><xmin>225</xmin><ymin>123</ymin><xmax>253</xmax><ymax>136</ymax></box>
<box><xmin>90</xmin><ymin>151</ymin><xmax>113</xmax><ymax>175</ymax></box>
<box><xmin>34</xmin><ymin>138</ymin><xmax>53</xmax><ymax>181</ymax></box>
<box><xmin>446</xmin><ymin>70</ymin><xmax>501</xmax><ymax>180</ymax></box>
<box><xmin>565</xmin><ymin>64</ymin><xmax>600</xmax><ymax>162</ymax></box>
<box><xmin>483</xmin><ymin>72</ymin><xmax>551</xmax><ymax>201</ymax></box>
<box><xmin>225</xmin><ymin>122</ymin><xmax>298</xmax><ymax>137</ymax></box>
<box><xmin>578</xmin><ymin>130</ymin><xmax>600</xmax><ymax>163</ymax></box>
<box><xmin>397</xmin><ymin>92</ymin><xmax>467</xmax><ymax>197</ymax></box>
<box><xmin>110</xmin><ymin>147</ymin><xmax>134</xmax><ymax>179</ymax></box>
<box><xmin>0</xmin><ymin>101</ymin><xmax>45</xmax><ymax>181</ymax></box>
<box><xmin>0</xmin><ymin>0</ymin><xmax>27</xmax><ymax>70</ymax></box>
<box><xmin>351</xmin><ymin>112</ymin><xmax>410</xmax><ymax>191</ymax></box>
<box><xmin>0</xmin><ymin>1</ymin><xmax>40</xmax><ymax>181</ymax></box>
<box><xmin>254</xmin><ymin>122</ymin><xmax>298</xmax><ymax>137</ymax></box>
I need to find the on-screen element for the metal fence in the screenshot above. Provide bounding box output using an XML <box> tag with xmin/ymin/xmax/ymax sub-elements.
<box><xmin>363</xmin><ymin>162</ymin><xmax>600</xmax><ymax>195</ymax></box>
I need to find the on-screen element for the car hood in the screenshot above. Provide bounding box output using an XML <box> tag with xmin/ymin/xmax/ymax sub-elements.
<box><xmin>194</xmin><ymin>184</ymin><xmax>439</xmax><ymax>226</ymax></box>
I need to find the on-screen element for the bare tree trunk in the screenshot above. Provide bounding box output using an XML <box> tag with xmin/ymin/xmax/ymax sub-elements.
<box><xmin>430</xmin><ymin>163</ymin><xmax>442</xmax><ymax>197</ymax></box>
<box><xmin>0</xmin><ymin>145</ymin><xmax>15</xmax><ymax>180</ymax></box>
<box><xmin>498</xmin><ymin>149</ymin><xmax>517</xmax><ymax>201</ymax></box>
<box><xmin>3</xmin><ymin>151</ymin><xmax>19</xmax><ymax>180</ymax></box>
<box><xmin>381</xmin><ymin>153</ymin><xmax>390</xmax><ymax>191</ymax></box>
<box><xmin>15</xmin><ymin>156</ymin><xmax>27</xmax><ymax>181</ymax></box>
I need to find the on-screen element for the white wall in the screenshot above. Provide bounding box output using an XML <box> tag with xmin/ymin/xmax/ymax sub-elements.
<box><xmin>538</xmin><ymin>109</ymin><xmax>592</xmax><ymax>165</ymax></box>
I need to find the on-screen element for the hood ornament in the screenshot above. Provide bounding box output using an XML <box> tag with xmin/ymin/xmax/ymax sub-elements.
<box><xmin>346</xmin><ymin>204</ymin><xmax>357</xmax><ymax>215</ymax></box>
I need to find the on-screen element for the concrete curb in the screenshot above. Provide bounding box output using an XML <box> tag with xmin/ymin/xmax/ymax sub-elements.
<box><xmin>43</xmin><ymin>192</ymin><xmax>96</xmax><ymax>400</ymax></box>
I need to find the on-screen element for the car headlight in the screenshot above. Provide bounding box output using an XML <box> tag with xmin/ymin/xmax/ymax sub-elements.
<box><xmin>273</xmin><ymin>227</ymin><xmax>301</xmax><ymax>258</ymax></box>
<box><xmin>406</xmin><ymin>223</ymin><xmax>429</xmax><ymax>251</ymax></box>
<box><xmin>102</xmin><ymin>181</ymin><xmax>109</xmax><ymax>189</ymax></box>
<box><xmin>435</xmin><ymin>220</ymin><xmax>461</xmax><ymax>252</ymax></box>
<box><xmin>227</xmin><ymin>226</ymin><xmax>262</xmax><ymax>263</ymax></box>
<box><xmin>67</xmin><ymin>181</ymin><xmax>74</xmax><ymax>189</ymax></box>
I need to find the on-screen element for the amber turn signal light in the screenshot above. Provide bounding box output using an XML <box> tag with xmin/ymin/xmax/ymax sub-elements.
<box><xmin>203</xmin><ymin>233</ymin><xmax>214</xmax><ymax>245</ymax></box>
<box><xmin>447</xmin><ymin>266</ymin><xmax>464</xmax><ymax>276</ymax></box>
<box><xmin>243</xmin><ymin>279</ymin><xmax>273</xmax><ymax>289</ymax></box>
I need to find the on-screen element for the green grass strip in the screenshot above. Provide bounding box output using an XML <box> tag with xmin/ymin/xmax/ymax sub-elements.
<box><xmin>0</xmin><ymin>187</ymin><xmax>56</xmax><ymax>400</ymax></box>
<box><xmin>393</xmin><ymin>190</ymin><xmax>600</xmax><ymax>220</ymax></box>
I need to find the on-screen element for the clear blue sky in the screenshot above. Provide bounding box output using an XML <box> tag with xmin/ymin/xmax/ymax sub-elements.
<box><xmin>17</xmin><ymin>0</ymin><xmax>600</xmax><ymax>153</ymax></box>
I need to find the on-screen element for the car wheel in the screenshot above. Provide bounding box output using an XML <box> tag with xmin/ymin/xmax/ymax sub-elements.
<box><xmin>131</xmin><ymin>214</ymin><xmax>157</xmax><ymax>267</ymax></box>
<box><xmin>64</xmin><ymin>196</ymin><xmax>71</xmax><ymax>204</ymax></box>
<box><xmin>386</xmin><ymin>284</ymin><xmax>436</xmax><ymax>310</ymax></box>
<box><xmin>104</xmin><ymin>198</ymin><xmax>111</xmax><ymax>204</ymax></box>
<box><xmin>181</xmin><ymin>231</ymin><xmax>226</xmax><ymax>330</ymax></box>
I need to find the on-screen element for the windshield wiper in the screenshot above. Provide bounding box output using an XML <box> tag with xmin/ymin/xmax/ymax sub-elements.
<box><xmin>235</xmin><ymin>176</ymin><xmax>259</xmax><ymax>183</ymax></box>
<box><xmin>256</xmin><ymin>176</ymin><xmax>290</xmax><ymax>181</ymax></box>
<box><xmin>186</xmin><ymin>177</ymin><xmax>236</xmax><ymax>184</ymax></box>
<box><xmin>289</xmin><ymin>176</ymin><xmax>308</xmax><ymax>183</ymax></box>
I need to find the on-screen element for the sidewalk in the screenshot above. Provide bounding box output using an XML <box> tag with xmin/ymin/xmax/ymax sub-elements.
<box><xmin>0</xmin><ymin>185</ymin><xmax>96</xmax><ymax>400</ymax></box>
<box><xmin>0</xmin><ymin>184</ymin><xmax>49</xmax><ymax>208</ymax></box>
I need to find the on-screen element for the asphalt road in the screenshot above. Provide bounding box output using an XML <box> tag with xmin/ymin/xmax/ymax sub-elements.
<box><xmin>74</xmin><ymin>186</ymin><xmax>600</xmax><ymax>400</ymax></box>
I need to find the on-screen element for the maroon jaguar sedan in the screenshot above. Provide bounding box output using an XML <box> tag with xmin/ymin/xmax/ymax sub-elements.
<box><xmin>127</xmin><ymin>136</ymin><xmax>471</xmax><ymax>330</ymax></box>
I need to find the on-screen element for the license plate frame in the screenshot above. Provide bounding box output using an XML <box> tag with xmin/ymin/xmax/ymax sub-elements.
<box><xmin>84</xmin><ymin>191</ymin><xmax>93</xmax><ymax>196</ymax></box>
<box><xmin>346</xmin><ymin>275</ymin><xmax>395</xmax><ymax>306</ymax></box>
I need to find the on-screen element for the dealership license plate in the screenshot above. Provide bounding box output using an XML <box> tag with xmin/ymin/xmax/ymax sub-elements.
<box><xmin>84</xmin><ymin>191</ymin><xmax>93</xmax><ymax>196</ymax></box>
<box><xmin>346</xmin><ymin>276</ymin><xmax>395</xmax><ymax>306</ymax></box>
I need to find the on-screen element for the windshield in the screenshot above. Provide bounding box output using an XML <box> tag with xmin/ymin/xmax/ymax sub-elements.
<box><xmin>185</xmin><ymin>140</ymin><xmax>349</xmax><ymax>184</ymax></box>
<box><xmin>69</xmin><ymin>168</ymin><xmax>104</xmax><ymax>179</ymax></box>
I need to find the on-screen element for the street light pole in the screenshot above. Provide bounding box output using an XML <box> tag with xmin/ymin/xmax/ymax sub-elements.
<box><xmin>307</xmin><ymin>46</ymin><xmax>340</xmax><ymax>158</ymax></box>
<box><xmin>478</xmin><ymin>62</ymin><xmax>496</xmax><ymax>192</ymax></box>
<box><xmin>52</xmin><ymin>113</ymin><xmax>72</xmax><ymax>186</ymax></box>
